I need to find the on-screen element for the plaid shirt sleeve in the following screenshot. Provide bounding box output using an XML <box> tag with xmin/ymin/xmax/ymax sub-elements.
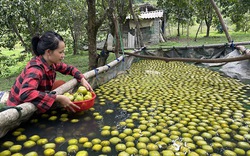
<box><xmin>55</xmin><ymin>62</ymin><xmax>85</xmax><ymax>82</ymax></box>
<box><xmin>15</xmin><ymin>66</ymin><xmax>56</xmax><ymax>113</ymax></box>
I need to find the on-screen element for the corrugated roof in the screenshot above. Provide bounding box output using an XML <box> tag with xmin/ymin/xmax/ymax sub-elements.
<box><xmin>126</xmin><ymin>10</ymin><xmax>164</xmax><ymax>20</ymax></box>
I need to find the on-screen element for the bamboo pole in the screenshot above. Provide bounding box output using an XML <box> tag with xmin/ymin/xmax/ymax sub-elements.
<box><xmin>123</xmin><ymin>51</ymin><xmax>250</xmax><ymax>63</ymax></box>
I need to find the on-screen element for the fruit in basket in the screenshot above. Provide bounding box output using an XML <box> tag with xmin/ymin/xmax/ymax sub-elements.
<box><xmin>84</xmin><ymin>94</ymin><xmax>92</xmax><ymax>100</ymax></box>
<box><xmin>64</xmin><ymin>86</ymin><xmax>93</xmax><ymax>102</ymax></box>
<box><xmin>74</xmin><ymin>94</ymin><xmax>84</xmax><ymax>102</ymax></box>
<box><xmin>77</xmin><ymin>86</ymin><xmax>88</xmax><ymax>95</ymax></box>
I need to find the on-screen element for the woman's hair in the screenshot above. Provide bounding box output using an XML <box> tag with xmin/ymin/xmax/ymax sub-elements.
<box><xmin>31</xmin><ymin>31</ymin><xmax>64</xmax><ymax>56</ymax></box>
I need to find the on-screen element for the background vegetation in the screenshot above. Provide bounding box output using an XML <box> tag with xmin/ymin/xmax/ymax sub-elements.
<box><xmin>0</xmin><ymin>0</ymin><xmax>250</xmax><ymax>90</ymax></box>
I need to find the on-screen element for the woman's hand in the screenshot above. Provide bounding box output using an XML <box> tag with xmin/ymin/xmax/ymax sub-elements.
<box><xmin>56</xmin><ymin>95</ymin><xmax>80</xmax><ymax>112</ymax></box>
<box><xmin>81</xmin><ymin>78</ymin><xmax>93</xmax><ymax>92</ymax></box>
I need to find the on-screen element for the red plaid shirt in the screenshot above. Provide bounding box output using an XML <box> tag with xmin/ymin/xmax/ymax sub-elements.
<box><xmin>7</xmin><ymin>55</ymin><xmax>84</xmax><ymax>113</ymax></box>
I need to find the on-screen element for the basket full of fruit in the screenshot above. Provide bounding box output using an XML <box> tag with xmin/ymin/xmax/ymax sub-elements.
<box><xmin>64</xmin><ymin>86</ymin><xmax>96</xmax><ymax>112</ymax></box>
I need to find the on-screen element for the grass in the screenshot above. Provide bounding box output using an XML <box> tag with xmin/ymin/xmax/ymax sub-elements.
<box><xmin>0</xmin><ymin>49</ymin><xmax>116</xmax><ymax>91</ymax></box>
<box><xmin>148</xmin><ymin>24</ymin><xmax>250</xmax><ymax>48</ymax></box>
<box><xmin>0</xmin><ymin>24</ymin><xmax>249</xmax><ymax>91</ymax></box>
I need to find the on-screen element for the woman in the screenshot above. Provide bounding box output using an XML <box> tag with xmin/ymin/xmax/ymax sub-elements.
<box><xmin>7</xmin><ymin>31</ymin><xmax>93</xmax><ymax>113</ymax></box>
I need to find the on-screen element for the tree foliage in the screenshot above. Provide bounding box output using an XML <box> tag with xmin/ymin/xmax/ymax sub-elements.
<box><xmin>0</xmin><ymin>0</ymin><xmax>62</xmax><ymax>51</ymax></box>
<box><xmin>0</xmin><ymin>0</ymin><xmax>249</xmax><ymax>71</ymax></box>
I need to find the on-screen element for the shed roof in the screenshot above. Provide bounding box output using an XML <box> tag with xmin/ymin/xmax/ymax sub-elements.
<box><xmin>126</xmin><ymin>10</ymin><xmax>164</xmax><ymax>20</ymax></box>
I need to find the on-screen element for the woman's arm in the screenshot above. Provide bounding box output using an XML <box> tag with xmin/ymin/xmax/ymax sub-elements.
<box><xmin>55</xmin><ymin>63</ymin><xmax>93</xmax><ymax>91</ymax></box>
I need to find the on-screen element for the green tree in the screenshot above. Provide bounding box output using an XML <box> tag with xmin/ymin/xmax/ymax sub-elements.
<box><xmin>57</xmin><ymin>0</ymin><xmax>88</xmax><ymax>55</ymax></box>
<box><xmin>0</xmin><ymin>0</ymin><xmax>62</xmax><ymax>52</ymax></box>
<box><xmin>157</xmin><ymin>0</ymin><xmax>194</xmax><ymax>37</ymax></box>
<box><xmin>219</xmin><ymin>0</ymin><xmax>250</xmax><ymax>33</ymax></box>
<box><xmin>193</xmin><ymin>0</ymin><xmax>214</xmax><ymax>37</ymax></box>
<box><xmin>86</xmin><ymin>0</ymin><xmax>107</xmax><ymax>70</ymax></box>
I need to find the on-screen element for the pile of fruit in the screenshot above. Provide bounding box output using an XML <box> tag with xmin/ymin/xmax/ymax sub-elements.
<box><xmin>63</xmin><ymin>86</ymin><xmax>93</xmax><ymax>102</ymax></box>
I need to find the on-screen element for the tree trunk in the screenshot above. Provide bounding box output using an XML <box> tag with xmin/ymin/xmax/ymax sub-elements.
<box><xmin>177</xmin><ymin>18</ymin><xmax>180</xmax><ymax>36</ymax></box>
<box><xmin>209</xmin><ymin>0</ymin><xmax>232</xmax><ymax>42</ymax></box>
<box><xmin>112</xmin><ymin>13</ymin><xmax>120</xmax><ymax>58</ymax></box>
<box><xmin>128</xmin><ymin>0</ymin><xmax>144</xmax><ymax>48</ymax></box>
<box><xmin>87</xmin><ymin>0</ymin><xmax>99</xmax><ymax>70</ymax></box>
<box><xmin>194</xmin><ymin>21</ymin><xmax>203</xmax><ymax>41</ymax></box>
<box><xmin>206</xmin><ymin>24</ymin><xmax>210</xmax><ymax>37</ymax></box>
<box><xmin>204</xmin><ymin>15</ymin><xmax>212</xmax><ymax>37</ymax></box>
<box><xmin>97</xmin><ymin>32</ymin><xmax>109</xmax><ymax>67</ymax></box>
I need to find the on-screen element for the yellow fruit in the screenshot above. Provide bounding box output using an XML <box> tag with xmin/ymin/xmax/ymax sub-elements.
<box><xmin>139</xmin><ymin>149</ymin><xmax>149</xmax><ymax>156</ymax></box>
<box><xmin>71</xmin><ymin>119</ymin><xmax>79</xmax><ymax>123</ymax></box>
<box><xmin>43</xmin><ymin>143</ymin><xmax>56</xmax><ymax>149</ymax></box>
<box><xmin>54</xmin><ymin>136</ymin><xmax>65</xmax><ymax>144</ymax></box>
<box><xmin>68</xmin><ymin>139</ymin><xmax>78</xmax><ymax>145</ymax></box>
<box><xmin>79</xmin><ymin>137</ymin><xmax>89</xmax><ymax>144</ymax></box>
<box><xmin>91</xmin><ymin>138</ymin><xmax>101</xmax><ymax>144</ymax></box>
<box><xmin>11</xmin><ymin>153</ymin><xmax>23</xmax><ymax>156</ymax></box>
<box><xmin>76</xmin><ymin>150</ymin><xmax>88</xmax><ymax>156</ymax></box>
<box><xmin>102</xmin><ymin>146</ymin><xmax>111</xmax><ymax>153</ymax></box>
<box><xmin>25</xmin><ymin>151</ymin><xmax>38</xmax><ymax>156</ymax></box>
<box><xmin>74</xmin><ymin>94</ymin><xmax>84</xmax><ymax>102</ymax></box>
<box><xmin>23</xmin><ymin>140</ymin><xmax>36</xmax><ymax>148</ymax></box>
<box><xmin>109</xmin><ymin>137</ymin><xmax>122</xmax><ymax>144</ymax></box>
<box><xmin>29</xmin><ymin>135</ymin><xmax>40</xmax><ymax>142</ymax></box>
<box><xmin>37</xmin><ymin>138</ymin><xmax>48</xmax><ymax>145</ymax></box>
<box><xmin>43</xmin><ymin>148</ymin><xmax>55</xmax><ymax>156</ymax></box>
<box><xmin>95</xmin><ymin>115</ymin><xmax>103</xmax><ymax>120</ymax></box>
<box><xmin>92</xmin><ymin>144</ymin><xmax>102</xmax><ymax>151</ymax></box>
<box><xmin>101</xmin><ymin>140</ymin><xmax>110</xmax><ymax>146</ymax></box>
<box><xmin>0</xmin><ymin>150</ymin><xmax>11</xmax><ymax>156</ymax></box>
<box><xmin>77</xmin><ymin>86</ymin><xmax>88</xmax><ymax>95</ymax></box>
<box><xmin>48</xmin><ymin>116</ymin><xmax>57</xmax><ymax>121</ymax></box>
<box><xmin>2</xmin><ymin>141</ymin><xmax>14</xmax><ymax>148</ymax></box>
<box><xmin>83</xmin><ymin>142</ymin><xmax>93</xmax><ymax>148</ymax></box>
<box><xmin>54</xmin><ymin>151</ymin><xmax>67</xmax><ymax>156</ymax></box>
<box><xmin>105</xmin><ymin>109</ymin><xmax>114</xmax><ymax>114</ymax></box>
<box><xmin>16</xmin><ymin>134</ymin><xmax>27</xmax><ymax>141</ymax></box>
<box><xmin>9</xmin><ymin>144</ymin><xmax>22</xmax><ymax>153</ymax></box>
<box><xmin>67</xmin><ymin>145</ymin><xmax>79</xmax><ymax>153</ymax></box>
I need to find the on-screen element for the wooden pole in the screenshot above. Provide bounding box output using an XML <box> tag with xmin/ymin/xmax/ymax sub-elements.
<box><xmin>123</xmin><ymin>51</ymin><xmax>250</xmax><ymax>63</ymax></box>
<box><xmin>210</xmin><ymin>0</ymin><xmax>232</xmax><ymax>42</ymax></box>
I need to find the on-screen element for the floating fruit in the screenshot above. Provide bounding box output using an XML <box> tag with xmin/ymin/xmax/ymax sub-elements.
<box><xmin>67</xmin><ymin>145</ymin><xmax>79</xmax><ymax>153</ymax></box>
<box><xmin>71</xmin><ymin>119</ymin><xmax>79</xmax><ymax>123</ymax></box>
<box><xmin>102</xmin><ymin>146</ymin><xmax>111</xmax><ymax>153</ymax></box>
<box><xmin>115</xmin><ymin>143</ymin><xmax>126</xmax><ymax>151</ymax></box>
<box><xmin>83</xmin><ymin>142</ymin><xmax>93</xmax><ymax>148</ymax></box>
<box><xmin>0</xmin><ymin>150</ymin><xmax>11</xmax><ymax>156</ymax></box>
<box><xmin>48</xmin><ymin>116</ymin><xmax>57</xmax><ymax>121</ymax></box>
<box><xmin>43</xmin><ymin>148</ymin><xmax>55</xmax><ymax>156</ymax></box>
<box><xmin>76</xmin><ymin>150</ymin><xmax>88</xmax><ymax>156</ymax></box>
<box><xmin>16</xmin><ymin>134</ymin><xmax>27</xmax><ymax>141</ymax></box>
<box><xmin>109</xmin><ymin>137</ymin><xmax>122</xmax><ymax>144</ymax></box>
<box><xmin>105</xmin><ymin>109</ymin><xmax>114</xmax><ymax>114</ymax></box>
<box><xmin>92</xmin><ymin>144</ymin><xmax>102</xmax><ymax>151</ymax></box>
<box><xmin>9</xmin><ymin>145</ymin><xmax>22</xmax><ymax>153</ymax></box>
<box><xmin>54</xmin><ymin>151</ymin><xmax>67</xmax><ymax>156</ymax></box>
<box><xmin>54</xmin><ymin>136</ymin><xmax>65</xmax><ymax>144</ymax></box>
<box><xmin>68</xmin><ymin>139</ymin><xmax>78</xmax><ymax>145</ymax></box>
<box><xmin>29</xmin><ymin>135</ymin><xmax>40</xmax><ymax>142</ymax></box>
<box><xmin>79</xmin><ymin>137</ymin><xmax>89</xmax><ymax>144</ymax></box>
<box><xmin>37</xmin><ymin>138</ymin><xmax>48</xmax><ymax>145</ymax></box>
<box><xmin>23</xmin><ymin>140</ymin><xmax>36</xmax><ymax>148</ymax></box>
<box><xmin>2</xmin><ymin>141</ymin><xmax>14</xmax><ymax>148</ymax></box>
<box><xmin>25</xmin><ymin>151</ymin><xmax>38</xmax><ymax>156</ymax></box>
<box><xmin>43</xmin><ymin>143</ymin><xmax>56</xmax><ymax>149</ymax></box>
<box><xmin>91</xmin><ymin>138</ymin><xmax>101</xmax><ymax>145</ymax></box>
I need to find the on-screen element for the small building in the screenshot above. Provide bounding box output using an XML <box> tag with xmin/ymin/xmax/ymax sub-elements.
<box><xmin>123</xmin><ymin>4</ymin><xmax>165</xmax><ymax>48</ymax></box>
